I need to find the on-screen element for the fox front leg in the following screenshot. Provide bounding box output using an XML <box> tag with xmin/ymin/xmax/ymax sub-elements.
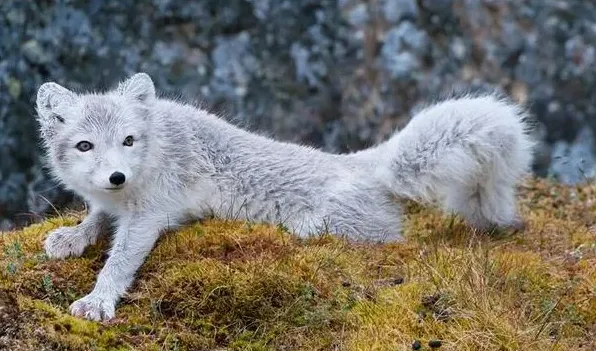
<box><xmin>68</xmin><ymin>213</ymin><xmax>176</xmax><ymax>321</ymax></box>
<box><xmin>44</xmin><ymin>207</ymin><xmax>109</xmax><ymax>259</ymax></box>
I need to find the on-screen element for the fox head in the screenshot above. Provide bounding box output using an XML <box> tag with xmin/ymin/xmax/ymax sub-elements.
<box><xmin>36</xmin><ymin>73</ymin><xmax>156</xmax><ymax>198</ymax></box>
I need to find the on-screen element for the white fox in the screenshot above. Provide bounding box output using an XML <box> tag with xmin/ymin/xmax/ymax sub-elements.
<box><xmin>35</xmin><ymin>73</ymin><xmax>534</xmax><ymax>321</ymax></box>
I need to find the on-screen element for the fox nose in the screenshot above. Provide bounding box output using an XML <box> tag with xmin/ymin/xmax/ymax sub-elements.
<box><xmin>109</xmin><ymin>171</ymin><xmax>126</xmax><ymax>186</ymax></box>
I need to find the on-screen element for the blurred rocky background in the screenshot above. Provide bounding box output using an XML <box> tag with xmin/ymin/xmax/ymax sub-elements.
<box><xmin>1</xmin><ymin>0</ymin><xmax>595</xmax><ymax>229</ymax></box>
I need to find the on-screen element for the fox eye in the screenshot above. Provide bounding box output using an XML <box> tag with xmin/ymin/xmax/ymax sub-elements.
<box><xmin>75</xmin><ymin>141</ymin><xmax>93</xmax><ymax>152</ymax></box>
<box><xmin>123</xmin><ymin>135</ymin><xmax>134</xmax><ymax>147</ymax></box>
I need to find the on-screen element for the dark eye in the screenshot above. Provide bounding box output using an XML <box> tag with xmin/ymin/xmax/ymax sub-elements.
<box><xmin>123</xmin><ymin>135</ymin><xmax>134</xmax><ymax>147</ymax></box>
<box><xmin>75</xmin><ymin>141</ymin><xmax>93</xmax><ymax>152</ymax></box>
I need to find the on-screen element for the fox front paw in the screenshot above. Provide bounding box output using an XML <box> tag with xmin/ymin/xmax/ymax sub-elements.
<box><xmin>69</xmin><ymin>294</ymin><xmax>115</xmax><ymax>322</ymax></box>
<box><xmin>44</xmin><ymin>226</ymin><xmax>90</xmax><ymax>259</ymax></box>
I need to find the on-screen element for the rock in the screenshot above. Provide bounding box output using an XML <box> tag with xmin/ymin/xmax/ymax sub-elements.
<box><xmin>428</xmin><ymin>339</ymin><xmax>442</xmax><ymax>348</ymax></box>
<box><xmin>564</xmin><ymin>36</ymin><xmax>596</xmax><ymax>76</ymax></box>
<box><xmin>0</xmin><ymin>173</ymin><xmax>27</xmax><ymax>218</ymax></box>
<box><xmin>211</xmin><ymin>31</ymin><xmax>256</xmax><ymax>98</ymax></box>
<box><xmin>347</xmin><ymin>3</ymin><xmax>368</xmax><ymax>27</ymax></box>
<box><xmin>21</xmin><ymin>40</ymin><xmax>50</xmax><ymax>65</ymax></box>
<box><xmin>382</xmin><ymin>0</ymin><xmax>418</xmax><ymax>23</ymax></box>
<box><xmin>2</xmin><ymin>0</ymin><xmax>596</xmax><ymax>227</ymax></box>
<box><xmin>421</xmin><ymin>0</ymin><xmax>452</xmax><ymax>12</ymax></box>
<box><xmin>381</xmin><ymin>22</ymin><xmax>430</xmax><ymax>79</ymax></box>
<box><xmin>7</xmin><ymin>77</ymin><xmax>21</xmax><ymax>99</ymax></box>
<box><xmin>549</xmin><ymin>127</ymin><xmax>596</xmax><ymax>184</ymax></box>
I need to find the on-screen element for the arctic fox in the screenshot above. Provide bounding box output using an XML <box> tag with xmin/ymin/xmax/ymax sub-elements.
<box><xmin>35</xmin><ymin>73</ymin><xmax>534</xmax><ymax>321</ymax></box>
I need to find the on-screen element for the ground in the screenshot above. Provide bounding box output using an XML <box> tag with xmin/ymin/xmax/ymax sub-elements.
<box><xmin>0</xmin><ymin>177</ymin><xmax>595</xmax><ymax>351</ymax></box>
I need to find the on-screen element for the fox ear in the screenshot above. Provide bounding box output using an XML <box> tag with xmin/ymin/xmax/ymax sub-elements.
<box><xmin>36</xmin><ymin>82</ymin><xmax>76</xmax><ymax>138</ymax></box>
<box><xmin>117</xmin><ymin>73</ymin><xmax>155</xmax><ymax>102</ymax></box>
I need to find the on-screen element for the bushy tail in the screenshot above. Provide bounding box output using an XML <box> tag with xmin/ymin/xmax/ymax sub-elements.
<box><xmin>365</xmin><ymin>94</ymin><xmax>536</xmax><ymax>230</ymax></box>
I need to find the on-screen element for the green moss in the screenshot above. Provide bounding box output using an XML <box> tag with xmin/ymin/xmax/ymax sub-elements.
<box><xmin>1</xmin><ymin>178</ymin><xmax>595</xmax><ymax>350</ymax></box>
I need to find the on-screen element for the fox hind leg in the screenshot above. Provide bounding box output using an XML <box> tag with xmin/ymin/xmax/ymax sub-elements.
<box><xmin>444</xmin><ymin>178</ymin><xmax>523</xmax><ymax>232</ymax></box>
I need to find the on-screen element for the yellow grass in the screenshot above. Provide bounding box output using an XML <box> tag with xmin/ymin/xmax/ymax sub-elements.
<box><xmin>0</xmin><ymin>178</ymin><xmax>595</xmax><ymax>350</ymax></box>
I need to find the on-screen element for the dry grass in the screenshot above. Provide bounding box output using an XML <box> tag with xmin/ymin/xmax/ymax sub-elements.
<box><xmin>1</xmin><ymin>177</ymin><xmax>595</xmax><ymax>350</ymax></box>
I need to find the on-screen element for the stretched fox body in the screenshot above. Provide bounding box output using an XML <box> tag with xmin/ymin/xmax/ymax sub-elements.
<box><xmin>35</xmin><ymin>73</ymin><xmax>535</xmax><ymax>321</ymax></box>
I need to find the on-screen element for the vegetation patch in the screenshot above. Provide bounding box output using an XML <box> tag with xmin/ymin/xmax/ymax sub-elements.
<box><xmin>1</xmin><ymin>178</ymin><xmax>595</xmax><ymax>350</ymax></box>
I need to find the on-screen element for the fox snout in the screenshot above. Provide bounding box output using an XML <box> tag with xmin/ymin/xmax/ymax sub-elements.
<box><xmin>109</xmin><ymin>171</ymin><xmax>126</xmax><ymax>186</ymax></box>
<box><xmin>92</xmin><ymin>168</ymin><xmax>132</xmax><ymax>192</ymax></box>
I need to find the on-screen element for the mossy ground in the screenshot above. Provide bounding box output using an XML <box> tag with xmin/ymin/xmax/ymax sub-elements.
<box><xmin>1</xmin><ymin>178</ymin><xmax>595</xmax><ymax>350</ymax></box>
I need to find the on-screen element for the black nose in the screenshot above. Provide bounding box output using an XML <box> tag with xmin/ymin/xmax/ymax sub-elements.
<box><xmin>109</xmin><ymin>171</ymin><xmax>126</xmax><ymax>185</ymax></box>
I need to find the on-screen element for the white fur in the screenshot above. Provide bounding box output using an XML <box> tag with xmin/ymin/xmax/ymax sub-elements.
<box><xmin>35</xmin><ymin>73</ymin><xmax>535</xmax><ymax>321</ymax></box>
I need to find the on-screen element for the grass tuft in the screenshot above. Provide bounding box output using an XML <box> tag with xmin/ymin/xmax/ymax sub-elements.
<box><xmin>0</xmin><ymin>178</ymin><xmax>595</xmax><ymax>350</ymax></box>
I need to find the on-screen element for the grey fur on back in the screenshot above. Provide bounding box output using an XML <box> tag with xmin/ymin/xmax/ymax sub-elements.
<box><xmin>37</xmin><ymin>73</ymin><xmax>535</xmax><ymax>242</ymax></box>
